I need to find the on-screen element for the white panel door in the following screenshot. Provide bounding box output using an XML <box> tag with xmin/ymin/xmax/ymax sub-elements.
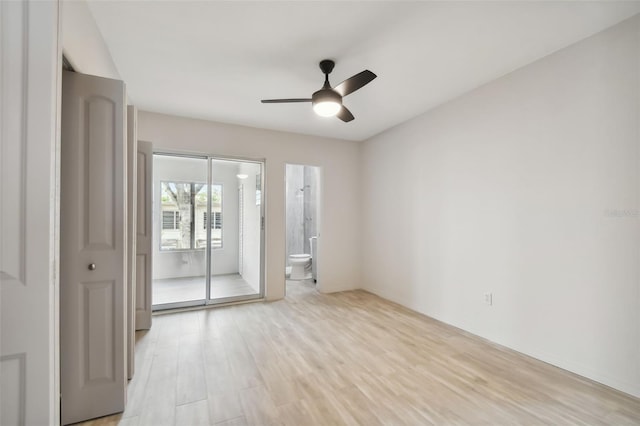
<box><xmin>0</xmin><ymin>2</ymin><xmax>60</xmax><ymax>425</ymax></box>
<box><xmin>126</xmin><ymin>105</ymin><xmax>137</xmax><ymax>379</ymax></box>
<box><xmin>136</xmin><ymin>140</ymin><xmax>153</xmax><ymax>330</ymax></box>
<box><xmin>60</xmin><ymin>70</ymin><xmax>127</xmax><ymax>425</ymax></box>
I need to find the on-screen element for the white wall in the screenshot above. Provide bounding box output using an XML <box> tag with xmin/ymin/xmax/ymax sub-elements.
<box><xmin>361</xmin><ymin>16</ymin><xmax>640</xmax><ymax>397</ymax></box>
<box><xmin>138</xmin><ymin>111</ymin><xmax>361</xmax><ymax>300</ymax></box>
<box><xmin>61</xmin><ymin>0</ymin><xmax>120</xmax><ymax>80</ymax></box>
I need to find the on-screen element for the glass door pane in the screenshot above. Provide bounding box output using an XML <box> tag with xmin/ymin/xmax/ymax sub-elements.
<box><xmin>208</xmin><ymin>159</ymin><xmax>263</xmax><ymax>302</ymax></box>
<box><xmin>153</xmin><ymin>154</ymin><xmax>208</xmax><ymax>309</ymax></box>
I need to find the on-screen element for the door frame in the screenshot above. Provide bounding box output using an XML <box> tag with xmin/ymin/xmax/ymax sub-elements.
<box><xmin>151</xmin><ymin>150</ymin><xmax>266</xmax><ymax>310</ymax></box>
<box><xmin>283</xmin><ymin>163</ymin><xmax>322</xmax><ymax>296</ymax></box>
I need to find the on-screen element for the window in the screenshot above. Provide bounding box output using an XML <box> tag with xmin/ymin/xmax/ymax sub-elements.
<box><xmin>203</xmin><ymin>211</ymin><xmax>222</xmax><ymax>229</ymax></box>
<box><xmin>162</xmin><ymin>211</ymin><xmax>180</xmax><ymax>230</ymax></box>
<box><xmin>160</xmin><ymin>181</ymin><xmax>223</xmax><ymax>250</ymax></box>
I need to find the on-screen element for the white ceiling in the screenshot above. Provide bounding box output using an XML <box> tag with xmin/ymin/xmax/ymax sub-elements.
<box><xmin>87</xmin><ymin>1</ymin><xmax>640</xmax><ymax>141</ymax></box>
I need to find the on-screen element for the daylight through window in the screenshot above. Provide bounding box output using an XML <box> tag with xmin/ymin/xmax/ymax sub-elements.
<box><xmin>160</xmin><ymin>182</ymin><xmax>223</xmax><ymax>250</ymax></box>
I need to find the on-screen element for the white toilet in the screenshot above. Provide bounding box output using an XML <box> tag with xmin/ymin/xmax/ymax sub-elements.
<box><xmin>289</xmin><ymin>254</ymin><xmax>311</xmax><ymax>280</ymax></box>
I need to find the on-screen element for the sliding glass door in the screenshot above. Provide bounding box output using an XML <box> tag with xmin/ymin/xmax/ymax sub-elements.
<box><xmin>208</xmin><ymin>159</ymin><xmax>263</xmax><ymax>301</ymax></box>
<box><xmin>154</xmin><ymin>155</ymin><xmax>209</xmax><ymax>306</ymax></box>
<box><xmin>152</xmin><ymin>153</ymin><xmax>264</xmax><ymax>310</ymax></box>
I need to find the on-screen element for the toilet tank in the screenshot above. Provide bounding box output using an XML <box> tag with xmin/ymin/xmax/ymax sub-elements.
<box><xmin>309</xmin><ymin>236</ymin><xmax>318</xmax><ymax>281</ymax></box>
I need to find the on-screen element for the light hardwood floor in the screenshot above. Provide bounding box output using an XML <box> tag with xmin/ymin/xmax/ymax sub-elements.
<box><xmin>77</xmin><ymin>280</ymin><xmax>640</xmax><ymax>425</ymax></box>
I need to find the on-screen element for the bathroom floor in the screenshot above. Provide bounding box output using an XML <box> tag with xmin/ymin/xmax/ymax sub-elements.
<box><xmin>285</xmin><ymin>266</ymin><xmax>313</xmax><ymax>280</ymax></box>
<box><xmin>152</xmin><ymin>274</ymin><xmax>257</xmax><ymax>306</ymax></box>
<box><xmin>285</xmin><ymin>278</ymin><xmax>316</xmax><ymax>298</ymax></box>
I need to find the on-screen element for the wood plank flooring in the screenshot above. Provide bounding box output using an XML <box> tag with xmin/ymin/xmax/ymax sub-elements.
<box><xmin>77</xmin><ymin>280</ymin><xmax>640</xmax><ymax>425</ymax></box>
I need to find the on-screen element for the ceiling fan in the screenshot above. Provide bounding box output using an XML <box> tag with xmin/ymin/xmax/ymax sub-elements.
<box><xmin>261</xmin><ymin>59</ymin><xmax>376</xmax><ymax>122</ymax></box>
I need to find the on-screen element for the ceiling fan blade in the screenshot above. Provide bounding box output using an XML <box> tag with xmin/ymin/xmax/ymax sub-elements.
<box><xmin>333</xmin><ymin>70</ymin><xmax>377</xmax><ymax>97</ymax></box>
<box><xmin>261</xmin><ymin>98</ymin><xmax>312</xmax><ymax>103</ymax></box>
<box><xmin>336</xmin><ymin>105</ymin><xmax>354</xmax><ymax>122</ymax></box>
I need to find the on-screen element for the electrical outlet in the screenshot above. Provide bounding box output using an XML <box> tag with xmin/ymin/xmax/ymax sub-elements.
<box><xmin>484</xmin><ymin>293</ymin><xmax>493</xmax><ymax>306</ymax></box>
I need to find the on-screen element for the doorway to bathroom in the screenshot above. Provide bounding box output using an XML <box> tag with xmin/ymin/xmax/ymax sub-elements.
<box><xmin>152</xmin><ymin>153</ymin><xmax>264</xmax><ymax>310</ymax></box>
<box><xmin>285</xmin><ymin>164</ymin><xmax>320</xmax><ymax>292</ymax></box>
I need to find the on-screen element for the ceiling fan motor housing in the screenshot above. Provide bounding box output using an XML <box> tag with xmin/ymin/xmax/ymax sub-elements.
<box><xmin>312</xmin><ymin>88</ymin><xmax>342</xmax><ymax>106</ymax></box>
<box><xmin>319</xmin><ymin>59</ymin><xmax>335</xmax><ymax>75</ymax></box>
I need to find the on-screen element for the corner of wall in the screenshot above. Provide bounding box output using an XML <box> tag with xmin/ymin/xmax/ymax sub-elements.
<box><xmin>61</xmin><ymin>0</ymin><xmax>120</xmax><ymax>80</ymax></box>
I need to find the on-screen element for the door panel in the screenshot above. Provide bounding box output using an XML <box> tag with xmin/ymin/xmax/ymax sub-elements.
<box><xmin>136</xmin><ymin>254</ymin><xmax>148</xmax><ymax>317</ymax></box>
<box><xmin>61</xmin><ymin>70</ymin><xmax>126</xmax><ymax>425</ymax></box>
<box><xmin>152</xmin><ymin>155</ymin><xmax>209</xmax><ymax>308</ymax></box>
<box><xmin>208</xmin><ymin>159</ymin><xmax>263</xmax><ymax>303</ymax></box>
<box><xmin>86</xmin><ymin>97</ymin><xmax>116</xmax><ymax>249</ymax></box>
<box><xmin>83</xmin><ymin>281</ymin><xmax>116</xmax><ymax>381</ymax></box>
<box><xmin>126</xmin><ymin>105</ymin><xmax>137</xmax><ymax>379</ymax></box>
<box><xmin>0</xmin><ymin>1</ymin><xmax>60</xmax><ymax>424</ymax></box>
<box><xmin>136</xmin><ymin>140</ymin><xmax>153</xmax><ymax>329</ymax></box>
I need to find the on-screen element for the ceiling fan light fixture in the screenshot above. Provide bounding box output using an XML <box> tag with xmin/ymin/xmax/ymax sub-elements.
<box><xmin>313</xmin><ymin>100</ymin><xmax>341</xmax><ymax>117</ymax></box>
<box><xmin>312</xmin><ymin>89</ymin><xmax>342</xmax><ymax>117</ymax></box>
<box><xmin>261</xmin><ymin>59</ymin><xmax>376</xmax><ymax>123</ymax></box>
